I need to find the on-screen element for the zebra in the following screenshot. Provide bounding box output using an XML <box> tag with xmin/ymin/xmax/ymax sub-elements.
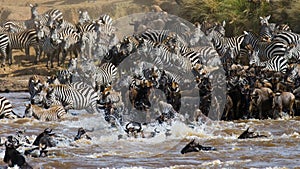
<box><xmin>276</xmin><ymin>24</ymin><xmax>292</xmax><ymax>32</ymax></box>
<box><xmin>272</xmin><ymin>31</ymin><xmax>300</xmax><ymax>47</ymax></box>
<box><xmin>7</xmin><ymin>29</ymin><xmax>41</xmax><ymax>64</ymax></box>
<box><xmin>284</xmin><ymin>45</ymin><xmax>300</xmax><ymax>63</ymax></box>
<box><xmin>0</xmin><ymin>33</ymin><xmax>10</xmax><ymax>67</ymax></box>
<box><xmin>36</xmin><ymin>26</ymin><xmax>62</xmax><ymax>68</ymax></box>
<box><xmin>98</xmin><ymin>14</ymin><xmax>115</xmax><ymax>36</ymax></box>
<box><xmin>140</xmin><ymin>29</ymin><xmax>173</xmax><ymax>47</ymax></box>
<box><xmin>206</xmin><ymin>27</ymin><xmax>245</xmax><ymax>59</ymax></box>
<box><xmin>28</xmin><ymin>75</ymin><xmax>47</xmax><ymax>101</ymax></box>
<box><xmin>177</xmin><ymin>44</ymin><xmax>202</xmax><ymax>67</ymax></box>
<box><xmin>259</xmin><ymin>15</ymin><xmax>273</xmax><ymax>42</ymax></box>
<box><xmin>250</xmin><ymin>50</ymin><xmax>288</xmax><ymax>73</ymax></box>
<box><xmin>56</xmin><ymin>58</ymin><xmax>79</xmax><ymax>84</ymax></box>
<box><xmin>78</xmin><ymin>10</ymin><xmax>92</xmax><ymax>25</ymax></box>
<box><xmin>59</xmin><ymin>30</ymin><xmax>81</xmax><ymax>65</ymax></box>
<box><xmin>1</xmin><ymin>4</ymin><xmax>39</xmax><ymax>33</ymax></box>
<box><xmin>32</xmin><ymin>7</ymin><xmax>63</xmax><ymax>27</ymax></box>
<box><xmin>92</xmin><ymin>63</ymin><xmax>118</xmax><ymax>90</ymax></box>
<box><xmin>0</xmin><ymin>96</ymin><xmax>20</xmax><ymax>119</ymax></box>
<box><xmin>24</xmin><ymin>104</ymin><xmax>67</xmax><ymax>121</ymax></box>
<box><xmin>243</xmin><ymin>31</ymin><xmax>288</xmax><ymax>61</ymax></box>
<box><xmin>34</xmin><ymin>84</ymin><xmax>101</xmax><ymax>114</ymax></box>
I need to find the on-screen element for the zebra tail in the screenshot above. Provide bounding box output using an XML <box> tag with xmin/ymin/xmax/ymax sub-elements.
<box><xmin>11</xmin><ymin>110</ymin><xmax>22</xmax><ymax>118</ymax></box>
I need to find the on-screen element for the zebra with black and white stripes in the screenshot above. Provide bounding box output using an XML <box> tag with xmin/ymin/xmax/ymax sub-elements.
<box><xmin>259</xmin><ymin>15</ymin><xmax>273</xmax><ymax>42</ymax></box>
<box><xmin>7</xmin><ymin>29</ymin><xmax>41</xmax><ymax>64</ymax></box>
<box><xmin>273</xmin><ymin>31</ymin><xmax>300</xmax><ymax>47</ymax></box>
<box><xmin>32</xmin><ymin>7</ymin><xmax>63</xmax><ymax>27</ymax></box>
<box><xmin>56</xmin><ymin>58</ymin><xmax>79</xmax><ymax>84</ymax></box>
<box><xmin>207</xmin><ymin>28</ymin><xmax>245</xmax><ymax>59</ymax></box>
<box><xmin>92</xmin><ymin>63</ymin><xmax>118</xmax><ymax>90</ymax></box>
<box><xmin>78</xmin><ymin>10</ymin><xmax>91</xmax><ymax>25</ymax></box>
<box><xmin>243</xmin><ymin>31</ymin><xmax>288</xmax><ymax>61</ymax></box>
<box><xmin>140</xmin><ymin>29</ymin><xmax>172</xmax><ymax>47</ymax></box>
<box><xmin>0</xmin><ymin>96</ymin><xmax>20</xmax><ymax>119</ymax></box>
<box><xmin>24</xmin><ymin>103</ymin><xmax>67</xmax><ymax>121</ymax></box>
<box><xmin>0</xmin><ymin>33</ymin><xmax>10</xmax><ymax>67</ymax></box>
<box><xmin>98</xmin><ymin>14</ymin><xmax>115</xmax><ymax>36</ymax></box>
<box><xmin>36</xmin><ymin>26</ymin><xmax>62</xmax><ymax>68</ymax></box>
<box><xmin>250</xmin><ymin>50</ymin><xmax>288</xmax><ymax>73</ymax></box>
<box><xmin>33</xmin><ymin>84</ymin><xmax>101</xmax><ymax>114</ymax></box>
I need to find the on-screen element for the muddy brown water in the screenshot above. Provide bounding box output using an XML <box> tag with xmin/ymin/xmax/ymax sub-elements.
<box><xmin>0</xmin><ymin>92</ymin><xmax>299</xmax><ymax>168</ymax></box>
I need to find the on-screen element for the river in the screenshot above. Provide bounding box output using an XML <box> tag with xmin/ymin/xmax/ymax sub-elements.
<box><xmin>0</xmin><ymin>92</ymin><xmax>299</xmax><ymax>168</ymax></box>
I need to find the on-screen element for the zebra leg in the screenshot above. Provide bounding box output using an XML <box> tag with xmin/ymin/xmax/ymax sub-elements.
<box><xmin>25</xmin><ymin>46</ymin><xmax>30</xmax><ymax>58</ymax></box>
<box><xmin>0</xmin><ymin>50</ymin><xmax>5</xmax><ymax>67</ymax></box>
<box><xmin>34</xmin><ymin>46</ymin><xmax>40</xmax><ymax>64</ymax></box>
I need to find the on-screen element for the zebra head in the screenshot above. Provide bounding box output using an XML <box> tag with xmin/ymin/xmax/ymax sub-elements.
<box><xmin>249</xmin><ymin>50</ymin><xmax>260</xmax><ymax>66</ymax></box>
<box><xmin>24</xmin><ymin>104</ymin><xmax>34</xmax><ymax>118</ymax></box>
<box><xmin>259</xmin><ymin>15</ymin><xmax>271</xmax><ymax>26</ymax></box>
<box><xmin>78</xmin><ymin>10</ymin><xmax>91</xmax><ymax>25</ymax></box>
<box><xmin>29</xmin><ymin>3</ymin><xmax>38</xmax><ymax>20</ymax></box>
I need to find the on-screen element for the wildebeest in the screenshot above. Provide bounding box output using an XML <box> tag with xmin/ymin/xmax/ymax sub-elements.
<box><xmin>33</xmin><ymin>128</ymin><xmax>56</xmax><ymax>148</ymax></box>
<box><xmin>238</xmin><ymin>127</ymin><xmax>267</xmax><ymax>139</ymax></box>
<box><xmin>272</xmin><ymin>92</ymin><xmax>295</xmax><ymax>118</ymax></box>
<box><xmin>124</xmin><ymin>121</ymin><xmax>145</xmax><ymax>138</ymax></box>
<box><xmin>249</xmin><ymin>87</ymin><xmax>274</xmax><ymax>119</ymax></box>
<box><xmin>4</xmin><ymin>141</ymin><xmax>32</xmax><ymax>168</ymax></box>
<box><xmin>74</xmin><ymin>127</ymin><xmax>92</xmax><ymax>141</ymax></box>
<box><xmin>181</xmin><ymin>139</ymin><xmax>216</xmax><ymax>154</ymax></box>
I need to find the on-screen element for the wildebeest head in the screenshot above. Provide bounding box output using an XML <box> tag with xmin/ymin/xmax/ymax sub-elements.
<box><xmin>33</xmin><ymin>128</ymin><xmax>56</xmax><ymax>147</ymax></box>
<box><xmin>181</xmin><ymin>139</ymin><xmax>216</xmax><ymax>154</ymax></box>
<box><xmin>74</xmin><ymin>127</ymin><xmax>92</xmax><ymax>141</ymax></box>
<box><xmin>4</xmin><ymin>141</ymin><xmax>27</xmax><ymax>168</ymax></box>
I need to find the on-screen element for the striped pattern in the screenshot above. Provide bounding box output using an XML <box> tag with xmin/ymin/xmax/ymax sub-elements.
<box><xmin>0</xmin><ymin>33</ymin><xmax>10</xmax><ymax>66</ymax></box>
<box><xmin>0</xmin><ymin>96</ymin><xmax>19</xmax><ymax>119</ymax></box>
<box><xmin>39</xmin><ymin>84</ymin><xmax>100</xmax><ymax>113</ymax></box>
<box><xmin>250</xmin><ymin>51</ymin><xmax>288</xmax><ymax>73</ymax></box>
<box><xmin>209</xmin><ymin>29</ymin><xmax>245</xmax><ymax>59</ymax></box>
<box><xmin>92</xmin><ymin>63</ymin><xmax>118</xmax><ymax>88</ymax></box>
<box><xmin>273</xmin><ymin>31</ymin><xmax>300</xmax><ymax>46</ymax></box>
<box><xmin>7</xmin><ymin>29</ymin><xmax>40</xmax><ymax>63</ymax></box>
<box><xmin>24</xmin><ymin>104</ymin><xmax>66</xmax><ymax>121</ymax></box>
<box><xmin>243</xmin><ymin>31</ymin><xmax>287</xmax><ymax>61</ymax></box>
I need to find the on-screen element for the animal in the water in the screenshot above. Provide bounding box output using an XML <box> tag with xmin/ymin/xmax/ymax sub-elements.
<box><xmin>32</xmin><ymin>128</ymin><xmax>56</xmax><ymax>148</ymax></box>
<box><xmin>4</xmin><ymin>141</ymin><xmax>33</xmax><ymax>168</ymax></box>
<box><xmin>124</xmin><ymin>121</ymin><xmax>145</xmax><ymax>138</ymax></box>
<box><xmin>238</xmin><ymin>127</ymin><xmax>268</xmax><ymax>139</ymax></box>
<box><xmin>74</xmin><ymin>127</ymin><xmax>92</xmax><ymax>141</ymax></box>
<box><xmin>181</xmin><ymin>139</ymin><xmax>216</xmax><ymax>154</ymax></box>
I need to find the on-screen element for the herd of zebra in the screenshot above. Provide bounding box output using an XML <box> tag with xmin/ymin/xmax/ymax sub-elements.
<box><xmin>1</xmin><ymin>4</ymin><xmax>300</xmax><ymax>124</ymax></box>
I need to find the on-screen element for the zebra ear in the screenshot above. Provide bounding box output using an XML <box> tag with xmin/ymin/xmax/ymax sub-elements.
<box><xmin>78</xmin><ymin>10</ymin><xmax>82</xmax><ymax>14</ymax></box>
<box><xmin>259</xmin><ymin>16</ymin><xmax>263</xmax><ymax>20</ymax></box>
<box><xmin>266</xmin><ymin>15</ymin><xmax>271</xmax><ymax>20</ymax></box>
<box><xmin>243</xmin><ymin>31</ymin><xmax>248</xmax><ymax>35</ymax></box>
<box><xmin>222</xmin><ymin>20</ymin><xmax>226</xmax><ymax>27</ymax></box>
<box><xmin>45</xmin><ymin>14</ymin><xmax>49</xmax><ymax>18</ymax></box>
<box><xmin>29</xmin><ymin>3</ymin><xmax>33</xmax><ymax>7</ymax></box>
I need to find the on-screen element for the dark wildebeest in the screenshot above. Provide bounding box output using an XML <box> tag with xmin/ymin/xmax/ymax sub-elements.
<box><xmin>33</xmin><ymin>128</ymin><xmax>56</xmax><ymax>147</ymax></box>
<box><xmin>4</xmin><ymin>141</ymin><xmax>32</xmax><ymax>168</ymax></box>
<box><xmin>238</xmin><ymin>127</ymin><xmax>267</xmax><ymax>139</ymax></box>
<box><xmin>124</xmin><ymin>121</ymin><xmax>145</xmax><ymax>138</ymax></box>
<box><xmin>273</xmin><ymin>92</ymin><xmax>295</xmax><ymax>118</ymax></box>
<box><xmin>74</xmin><ymin>127</ymin><xmax>92</xmax><ymax>141</ymax></box>
<box><xmin>181</xmin><ymin>139</ymin><xmax>216</xmax><ymax>154</ymax></box>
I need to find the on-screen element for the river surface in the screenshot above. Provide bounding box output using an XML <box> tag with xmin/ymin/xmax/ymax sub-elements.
<box><xmin>0</xmin><ymin>92</ymin><xmax>299</xmax><ymax>168</ymax></box>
